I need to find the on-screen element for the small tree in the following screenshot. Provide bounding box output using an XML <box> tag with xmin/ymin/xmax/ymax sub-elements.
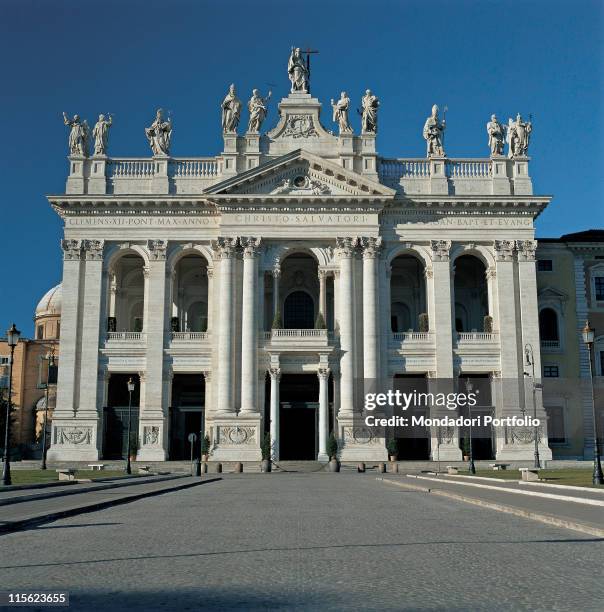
<box><xmin>271</xmin><ymin>311</ymin><xmax>283</xmax><ymax>330</ymax></box>
<box><xmin>314</xmin><ymin>312</ymin><xmax>327</xmax><ymax>330</ymax></box>
<box><xmin>483</xmin><ymin>315</ymin><xmax>493</xmax><ymax>333</ymax></box>
<box><xmin>327</xmin><ymin>433</ymin><xmax>339</xmax><ymax>461</ymax></box>
<box><xmin>461</xmin><ymin>437</ymin><xmax>470</xmax><ymax>456</ymax></box>
<box><xmin>201</xmin><ymin>434</ymin><xmax>211</xmax><ymax>457</ymax></box>
<box><xmin>419</xmin><ymin>313</ymin><xmax>429</xmax><ymax>333</ymax></box>
<box><xmin>128</xmin><ymin>431</ymin><xmax>140</xmax><ymax>456</ymax></box>
<box><xmin>261</xmin><ymin>432</ymin><xmax>272</xmax><ymax>461</ymax></box>
<box><xmin>386</xmin><ymin>438</ymin><xmax>398</xmax><ymax>457</ymax></box>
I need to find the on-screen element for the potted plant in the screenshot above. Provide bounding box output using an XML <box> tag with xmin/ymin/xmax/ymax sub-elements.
<box><xmin>419</xmin><ymin>313</ymin><xmax>429</xmax><ymax>333</ymax></box>
<box><xmin>271</xmin><ymin>311</ymin><xmax>283</xmax><ymax>330</ymax></box>
<box><xmin>327</xmin><ymin>433</ymin><xmax>340</xmax><ymax>472</ymax></box>
<box><xmin>128</xmin><ymin>432</ymin><xmax>140</xmax><ymax>462</ymax></box>
<box><xmin>260</xmin><ymin>432</ymin><xmax>272</xmax><ymax>472</ymax></box>
<box><xmin>314</xmin><ymin>312</ymin><xmax>327</xmax><ymax>330</ymax></box>
<box><xmin>386</xmin><ymin>438</ymin><xmax>398</xmax><ymax>462</ymax></box>
<box><xmin>201</xmin><ymin>434</ymin><xmax>211</xmax><ymax>462</ymax></box>
<box><xmin>461</xmin><ymin>437</ymin><xmax>470</xmax><ymax>461</ymax></box>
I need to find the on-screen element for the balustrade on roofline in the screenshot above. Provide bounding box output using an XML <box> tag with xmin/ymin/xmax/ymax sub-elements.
<box><xmin>379</xmin><ymin>158</ymin><xmax>495</xmax><ymax>180</ymax></box>
<box><xmin>107</xmin><ymin>157</ymin><xmax>221</xmax><ymax>179</ymax></box>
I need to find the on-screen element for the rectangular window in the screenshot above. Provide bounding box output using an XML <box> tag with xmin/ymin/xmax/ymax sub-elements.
<box><xmin>0</xmin><ymin>356</ymin><xmax>8</xmax><ymax>365</ymax></box>
<box><xmin>36</xmin><ymin>325</ymin><xmax>44</xmax><ymax>340</ymax></box>
<box><xmin>595</xmin><ymin>277</ymin><xmax>604</xmax><ymax>301</ymax></box>
<box><xmin>545</xmin><ymin>406</ymin><xmax>566</xmax><ymax>444</ymax></box>
<box><xmin>537</xmin><ymin>259</ymin><xmax>553</xmax><ymax>272</ymax></box>
<box><xmin>543</xmin><ymin>365</ymin><xmax>559</xmax><ymax>378</ymax></box>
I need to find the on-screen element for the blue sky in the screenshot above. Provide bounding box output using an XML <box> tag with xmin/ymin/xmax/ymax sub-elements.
<box><xmin>0</xmin><ymin>0</ymin><xmax>602</xmax><ymax>335</ymax></box>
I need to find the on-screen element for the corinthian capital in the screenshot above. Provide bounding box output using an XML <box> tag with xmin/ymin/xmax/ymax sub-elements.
<box><xmin>515</xmin><ymin>240</ymin><xmax>537</xmax><ymax>261</ymax></box>
<box><xmin>83</xmin><ymin>239</ymin><xmax>105</xmax><ymax>261</ymax></box>
<box><xmin>211</xmin><ymin>237</ymin><xmax>238</xmax><ymax>258</ymax></box>
<box><xmin>430</xmin><ymin>239</ymin><xmax>451</xmax><ymax>262</ymax></box>
<box><xmin>61</xmin><ymin>239</ymin><xmax>83</xmax><ymax>260</ymax></box>
<box><xmin>494</xmin><ymin>240</ymin><xmax>516</xmax><ymax>262</ymax></box>
<box><xmin>335</xmin><ymin>237</ymin><xmax>358</xmax><ymax>257</ymax></box>
<box><xmin>240</xmin><ymin>236</ymin><xmax>262</xmax><ymax>258</ymax></box>
<box><xmin>360</xmin><ymin>236</ymin><xmax>383</xmax><ymax>258</ymax></box>
<box><xmin>147</xmin><ymin>239</ymin><xmax>168</xmax><ymax>260</ymax></box>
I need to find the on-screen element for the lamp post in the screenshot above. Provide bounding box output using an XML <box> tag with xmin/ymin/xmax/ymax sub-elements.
<box><xmin>524</xmin><ymin>344</ymin><xmax>541</xmax><ymax>469</ymax></box>
<box><xmin>2</xmin><ymin>324</ymin><xmax>21</xmax><ymax>486</ymax></box>
<box><xmin>582</xmin><ymin>321</ymin><xmax>604</xmax><ymax>486</ymax></box>
<box><xmin>125</xmin><ymin>377</ymin><xmax>135</xmax><ymax>475</ymax></box>
<box><xmin>40</xmin><ymin>350</ymin><xmax>56</xmax><ymax>470</ymax></box>
<box><xmin>465</xmin><ymin>378</ymin><xmax>476</xmax><ymax>474</ymax></box>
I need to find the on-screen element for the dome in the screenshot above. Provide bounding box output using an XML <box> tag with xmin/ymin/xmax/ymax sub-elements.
<box><xmin>35</xmin><ymin>283</ymin><xmax>62</xmax><ymax>318</ymax></box>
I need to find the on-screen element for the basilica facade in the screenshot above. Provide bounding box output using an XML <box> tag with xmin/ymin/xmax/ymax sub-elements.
<box><xmin>47</xmin><ymin>59</ymin><xmax>553</xmax><ymax>464</ymax></box>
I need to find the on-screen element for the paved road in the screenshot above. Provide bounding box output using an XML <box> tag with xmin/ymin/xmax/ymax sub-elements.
<box><xmin>0</xmin><ymin>474</ymin><xmax>602</xmax><ymax>611</ymax></box>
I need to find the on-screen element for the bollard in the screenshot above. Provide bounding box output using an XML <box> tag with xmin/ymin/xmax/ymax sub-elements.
<box><xmin>201</xmin><ymin>462</ymin><xmax>208</xmax><ymax>474</ymax></box>
<box><xmin>390</xmin><ymin>462</ymin><xmax>399</xmax><ymax>474</ymax></box>
<box><xmin>192</xmin><ymin>458</ymin><xmax>201</xmax><ymax>477</ymax></box>
<box><xmin>215</xmin><ymin>462</ymin><xmax>222</xmax><ymax>473</ymax></box>
<box><xmin>234</xmin><ymin>462</ymin><xmax>243</xmax><ymax>473</ymax></box>
<box><xmin>357</xmin><ymin>462</ymin><xmax>366</xmax><ymax>473</ymax></box>
<box><xmin>378</xmin><ymin>462</ymin><xmax>386</xmax><ymax>473</ymax></box>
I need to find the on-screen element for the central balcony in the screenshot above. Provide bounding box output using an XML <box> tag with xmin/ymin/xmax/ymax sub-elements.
<box><xmin>262</xmin><ymin>328</ymin><xmax>333</xmax><ymax>350</ymax></box>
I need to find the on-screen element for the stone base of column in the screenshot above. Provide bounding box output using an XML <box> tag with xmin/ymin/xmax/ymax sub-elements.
<box><xmin>430</xmin><ymin>427</ymin><xmax>462</xmax><ymax>461</ymax></box>
<box><xmin>209</xmin><ymin>414</ymin><xmax>262</xmax><ymax>462</ymax></box>
<box><xmin>137</xmin><ymin>418</ymin><xmax>168</xmax><ymax>461</ymax></box>
<box><xmin>317</xmin><ymin>452</ymin><xmax>329</xmax><ymax>463</ymax></box>
<box><xmin>495</xmin><ymin>443</ymin><xmax>552</xmax><ymax>461</ymax></box>
<box><xmin>337</xmin><ymin>417</ymin><xmax>388</xmax><ymax>461</ymax></box>
<box><xmin>46</xmin><ymin>419</ymin><xmax>101</xmax><ymax>462</ymax></box>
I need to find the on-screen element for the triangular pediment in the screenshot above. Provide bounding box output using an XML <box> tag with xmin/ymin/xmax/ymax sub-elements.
<box><xmin>203</xmin><ymin>149</ymin><xmax>395</xmax><ymax>198</ymax></box>
<box><xmin>538</xmin><ymin>286</ymin><xmax>568</xmax><ymax>301</ymax></box>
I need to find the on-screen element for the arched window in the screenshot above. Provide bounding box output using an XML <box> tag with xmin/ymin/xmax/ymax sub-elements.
<box><xmin>284</xmin><ymin>291</ymin><xmax>314</xmax><ymax>329</ymax></box>
<box><xmin>130</xmin><ymin>302</ymin><xmax>144</xmax><ymax>333</ymax></box>
<box><xmin>539</xmin><ymin>308</ymin><xmax>559</xmax><ymax>342</ymax></box>
<box><xmin>455</xmin><ymin>303</ymin><xmax>468</xmax><ymax>333</ymax></box>
<box><xmin>391</xmin><ymin>302</ymin><xmax>411</xmax><ymax>333</ymax></box>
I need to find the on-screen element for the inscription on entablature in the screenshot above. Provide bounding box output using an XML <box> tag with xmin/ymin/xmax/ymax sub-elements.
<box><xmin>385</xmin><ymin>216</ymin><xmax>532</xmax><ymax>228</ymax></box>
<box><xmin>228</xmin><ymin>213</ymin><xmax>376</xmax><ymax>226</ymax></box>
<box><xmin>65</xmin><ymin>216</ymin><xmax>219</xmax><ymax>228</ymax></box>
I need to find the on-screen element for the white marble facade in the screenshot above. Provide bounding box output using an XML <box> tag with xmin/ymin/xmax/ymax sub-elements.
<box><xmin>47</xmin><ymin>86</ymin><xmax>553</xmax><ymax>463</ymax></box>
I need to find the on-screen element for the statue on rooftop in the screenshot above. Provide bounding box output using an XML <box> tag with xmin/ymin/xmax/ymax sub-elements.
<box><xmin>145</xmin><ymin>108</ymin><xmax>172</xmax><ymax>156</ymax></box>
<box><xmin>361</xmin><ymin>90</ymin><xmax>379</xmax><ymax>134</ymax></box>
<box><xmin>247</xmin><ymin>89</ymin><xmax>271</xmax><ymax>132</ymax></box>
<box><xmin>92</xmin><ymin>114</ymin><xmax>113</xmax><ymax>156</ymax></box>
<box><xmin>423</xmin><ymin>104</ymin><xmax>446</xmax><ymax>157</ymax></box>
<box><xmin>507</xmin><ymin>113</ymin><xmax>532</xmax><ymax>157</ymax></box>
<box><xmin>331</xmin><ymin>92</ymin><xmax>353</xmax><ymax>134</ymax></box>
<box><xmin>486</xmin><ymin>114</ymin><xmax>505</xmax><ymax>156</ymax></box>
<box><xmin>221</xmin><ymin>84</ymin><xmax>242</xmax><ymax>133</ymax></box>
<box><xmin>62</xmin><ymin>112</ymin><xmax>88</xmax><ymax>156</ymax></box>
<box><xmin>288</xmin><ymin>47</ymin><xmax>309</xmax><ymax>93</ymax></box>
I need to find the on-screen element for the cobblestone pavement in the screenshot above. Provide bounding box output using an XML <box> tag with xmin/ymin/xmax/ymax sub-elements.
<box><xmin>0</xmin><ymin>474</ymin><xmax>602</xmax><ymax>611</ymax></box>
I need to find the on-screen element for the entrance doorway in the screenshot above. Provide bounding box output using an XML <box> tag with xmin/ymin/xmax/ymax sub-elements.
<box><xmin>393</xmin><ymin>374</ymin><xmax>430</xmax><ymax>460</ymax></box>
<box><xmin>279</xmin><ymin>374</ymin><xmax>319</xmax><ymax>460</ymax></box>
<box><xmin>169</xmin><ymin>374</ymin><xmax>205</xmax><ymax>460</ymax></box>
<box><xmin>103</xmin><ymin>373</ymin><xmax>140</xmax><ymax>459</ymax></box>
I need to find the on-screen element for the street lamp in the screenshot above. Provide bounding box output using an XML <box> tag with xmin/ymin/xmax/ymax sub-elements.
<box><xmin>3</xmin><ymin>324</ymin><xmax>21</xmax><ymax>486</ymax></box>
<box><xmin>125</xmin><ymin>377</ymin><xmax>136</xmax><ymax>475</ymax></box>
<box><xmin>465</xmin><ymin>378</ymin><xmax>476</xmax><ymax>474</ymax></box>
<box><xmin>582</xmin><ymin>321</ymin><xmax>604</xmax><ymax>486</ymax></box>
<box><xmin>40</xmin><ymin>350</ymin><xmax>56</xmax><ymax>470</ymax></box>
<box><xmin>524</xmin><ymin>344</ymin><xmax>541</xmax><ymax>469</ymax></box>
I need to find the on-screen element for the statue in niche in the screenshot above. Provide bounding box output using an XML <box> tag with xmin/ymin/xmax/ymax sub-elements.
<box><xmin>361</xmin><ymin>89</ymin><xmax>379</xmax><ymax>133</ymax></box>
<box><xmin>145</xmin><ymin>108</ymin><xmax>172</xmax><ymax>156</ymax></box>
<box><xmin>423</xmin><ymin>104</ymin><xmax>446</xmax><ymax>157</ymax></box>
<box><xmin>507</xmin><ymin>113</ymin><xmax>532</xmax><ymax>157</ymax></box>
<box><xmin>331</xmin><ymin>92</ymin><xmax>352</xmax><ymax>134</ymax></box>
<box><xmin>221</xmin><ymin>84</ymin><xmax>242</xmax><ymax>133</ymax></box>
<box><xmin>288</xmin><ymin>47</ymin><xmax>309</xmax><ymax>93</ymax></box>
<box><xmin>247</xmin><ymin>89</ymin><xmax>271</xmax><ymax>132</ymax></box>
<box><xmin>92</xmin><ymin>113</ymin><xmax>113</xmax><ymax>155</ymax></box>
<box><xmin>62</xmin><ymin>112</ymin><xmax>88</xmax><ymax>156</ymax></box>
<box><xmin>486</xmin><ymin>114</ymin><xmax>505</xmax><ymax>156</ymax></box>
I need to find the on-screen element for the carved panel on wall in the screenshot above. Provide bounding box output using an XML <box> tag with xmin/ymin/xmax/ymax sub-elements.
<box><xmin>217</xmin><ymin>425</ymin><xmax>257</xmax><ymax>445</ymax></box>
<box><xmin>55</xmin><ymin>426</ymin><xmax>92</xmax><ymax>445</ymax></box>
<box><xmin>143</xmin><ymin>426</ymin><xmax>160</xmax><ymax>446</ymax></box>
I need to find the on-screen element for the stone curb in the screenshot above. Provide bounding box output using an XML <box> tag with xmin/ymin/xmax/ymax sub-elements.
<box><xmin>0</xmin><ymin>474</ymin><xmax>188</xmax><ymax>507</ymax></box>
<box><xmin>378</xmin><ymin>478</ymin><xmax>604</xmax><ymax>538</ymax></box>
<box><xmin>0</xmin><ymin>477</ymin><xmax>221</xmax><ymax>535</ymax></box>
<box><xmin>408</xmin><ymin>474</ymin><xmax>604</xmax><ymax>507</ymax></box>
<box><xmin>444</xmin><ymin>473</ymin><xmax>604</xmax><ymax>494</ymax></box>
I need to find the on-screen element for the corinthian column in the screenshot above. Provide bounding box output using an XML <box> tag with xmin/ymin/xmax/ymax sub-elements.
<box><xmin>212</xmin><ymin>237</ymin><xmax>238</xmax><ymax>415</ymax></box>
<box><xmin>240</xmin><ymin>237</ymin><xmax>261</xmax><ymax>413</ymax></box>
<box><xmin>317</xmin><ymin>367</ymin><xmax>330</xmax><ymax>462</ymax></box>
<box><xmin>269</xmin><ymin>367</ymin><xmax>281</xmax><ymax>460</ymax></box>
<box><xmin>336</xmin><ymin>237</ymin><xmax>357</xmax><ymax>416</ymax></box>
<box><xmin>361</xmin><ymin>237</ymin><xmax>382</xmax><ymax>382</ymax></box>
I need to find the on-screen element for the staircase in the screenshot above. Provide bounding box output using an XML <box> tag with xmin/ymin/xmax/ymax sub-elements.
<box><xmin>272</xmin><ymin>461</ymin><xmax>327</xmax><ymax>473</ymax></box>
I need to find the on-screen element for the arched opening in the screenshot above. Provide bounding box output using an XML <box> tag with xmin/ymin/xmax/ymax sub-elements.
<box><xmin>539</xmin><ymin>308</ymin><xmax>559</xmax><ymax>342</ymax></box>
<box><xmin>171</xmin><ymin>254</ymin><xmax>209</xmax><ymax>333</ymax></box>
<box><xmin>108</xmin><ymin>253</ymin><xmax>146</xmax><ymax>332</ymax></box>
<box><xmin>390</xmin><ymin>254</ymin><xmax>426</xmax><ymax>332</ymax></box>
<box><xmin>453</xmin><ymin>255</ymin><xmax>488</xmax><ymax>333</ymax></box>
<box><xmin>103</xmin><ymin>373</ymin><xmax>140</xmax><ymax>459</ymax></box>
<box><xmin>284</xmin><ymin>291</ymin><xmax>314</xmax><ymax>329</ymax></box>
<box><xmin>278</xmin><ymin>252</ymin><xmax>319</xmax><ymax>329</ymax></box>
